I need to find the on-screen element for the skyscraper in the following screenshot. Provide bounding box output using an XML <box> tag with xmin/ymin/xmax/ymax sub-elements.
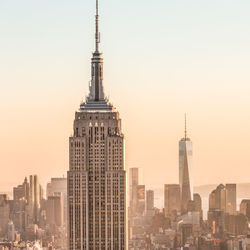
<box><xmin>225</xmin><ymin>184</ymin><xmax>236</xmax><ymax>215</ymax></box>
<box><xmin>164</xmin><ymin>184</ymin><xmax>181</xmax><ymax>218</ymax></box>
<box><xmin>209</xmin><ymin>183</ymin><xmax>236</xmax><ymax>215</ymax></box>
<box><xmin>193</xmin><ymin>193</ymin><xmax>203</xmax><ymax>220</ymax></box>
<box><xmin>46</xmin><ymin>193</ymin><xmax>64</xmax><ymax>227</ymax></box>
<box><xmin>136</xmin><ymin>185</ymin><xmax>145</xmax><ymax>216</ymax></box>
<box><xmin>0</xmin><ymin>195</ymin><xmax>10</xmax><ymax>237</ymax></box>
<box><xmin>28</xmin><ymin>175</ymin><xmax>41</xmax><ymax>225</ymax></box>
<box><xmin>179</xmin><ymin>115</ymin><xmax>193</xmax><ymax>213</ymax></box>
<box><xmin>146</xmin><ymin>190</ymin><xmax>154</xmax><ymax>212</ymax></box>
<box><xmin>47</xmin><ymin>177</ymin><xmax>67</xmax><ymax>225</ymax></box>
<box><xmin>129</xmin><ymin>168</ymin><xmax>139</xmax><ymax>216</ymax></box>
<box><xmin>13</xmin><ymin>177</ymin><xmax>29</xmax><ymax>202</ymax></box>
<box><xmin>67</xmin><ymin>1</ymin><xmax>127</xmax><ymax>249</ymax></box>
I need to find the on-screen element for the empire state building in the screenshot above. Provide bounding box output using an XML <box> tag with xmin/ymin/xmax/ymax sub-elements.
<box><xmin>67</xmin><ymin>1</ymin><xmax>127</xmax><ymax>249</ymax></box>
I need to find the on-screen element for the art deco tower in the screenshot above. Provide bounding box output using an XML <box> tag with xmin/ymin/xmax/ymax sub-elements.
<box><xmin>179</xmin><ymin>115</ymin><xmax>193</xmax><ymax>213</ymax></box>
<box><xmin>67</xmin><ymin>1</ymin><xmax>127</xmax><ymax>249</ymax></box>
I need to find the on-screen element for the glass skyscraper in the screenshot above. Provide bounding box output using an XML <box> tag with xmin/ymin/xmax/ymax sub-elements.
<box><xmin>179</xmin><ymin>116</ymin><xmax>193</xmax><ymax>213</ymax></box>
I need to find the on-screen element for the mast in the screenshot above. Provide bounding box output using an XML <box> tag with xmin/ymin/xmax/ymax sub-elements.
<box><xmin>95</xmin><ymin>0</ymin><xmax>100</xmax><ymax>52</ymax></box>
<box><xmin>185</xmin><ymin>113</ymin><xmax>187</xmax><ymax>140</ymax></box>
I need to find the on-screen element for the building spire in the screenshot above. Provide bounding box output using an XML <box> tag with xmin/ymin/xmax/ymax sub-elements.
<box><xmin>79</xmin><ymin>0</ymin><xmax>113</xmax><ymax>111</ymax></box>
<box><xmin>185</xmin><ymin>113</ymin><xmax>187</xmax><ymax>140</ymax></box>
<box><xmin>95</xmin><ymin>0</ymin><xmax>100</xmax><ymax>52</ymax></box>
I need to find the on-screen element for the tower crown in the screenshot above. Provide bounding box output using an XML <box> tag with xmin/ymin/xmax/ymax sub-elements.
<box><xmin>80</xmin><ymin>0</ymin><xmax>113</xmax><ymax>111</ymax></box>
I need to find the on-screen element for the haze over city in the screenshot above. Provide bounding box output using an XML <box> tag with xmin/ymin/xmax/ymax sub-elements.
<box><xmin>1</xmin><ymin>0</ymin><xmax>250</xmax><ymax>189</ymax></box>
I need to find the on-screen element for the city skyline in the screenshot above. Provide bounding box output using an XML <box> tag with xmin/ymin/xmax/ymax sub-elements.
<box><xmin>1</xmin><ymin>0</ymin><xmax>250</xmax><ymax>189</ymax></box>
<box><xmin>1</xmin><ymin>1</ymin><xmax>250</xmax><ymax>249</ymax></box>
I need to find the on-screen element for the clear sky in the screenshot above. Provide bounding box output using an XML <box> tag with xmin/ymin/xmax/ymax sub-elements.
<box><xmin>0</xmin><ymin>0</ymin><xmax>250</xmax><ymax>190</ymax></box>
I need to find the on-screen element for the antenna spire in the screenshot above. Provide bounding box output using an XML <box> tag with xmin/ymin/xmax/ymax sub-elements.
<box><xmin>95</xmin><ymin>0</ymin><xmax>100</xmax><ymax>52</ymax></box>
<box><xmin>185</xmin><ymin>113</ymin><xmax>187</xmax><ymax>139</ymax></box>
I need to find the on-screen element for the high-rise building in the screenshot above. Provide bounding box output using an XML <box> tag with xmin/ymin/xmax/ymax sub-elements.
<box><xmin>240</xmin><ymin>199</ymin><xmax>250</xmax><ymax>219</ymax></box>
<box><xmin>47</xmin><ymin>177</ymin><xmax>67</xmax><ymax>199</ymax></box>
<box><xmin>46</xmin><ymin>193</ymin><xmax>64</xmax><ymax>227</ymax></box>
<box><xmin>146</xmin><ymin>190</ymin><xmax>154</xmax><ymax>212</ymax></box>
<box><xmin>193</xmin><ymin>193</ymin><xmax>203</xmax><ymax>220</ymax></box>
<box><xmin>129</xmin><ymin>168</ymin><xmax>139</xmax><ymax>215</ymax></box>
<box><xmin>28</xmin><ymin>175</ymin><xmax>41</xmax><ymax>225</ymax></box>
<box><xmin>136</xmin><ymin>185</ymin><xmax>145</xmax><ymax>216</ymax></box>
<box><xmin>209</xmin><ymin>184</ymin><xmax>226</xmax><ymax>211</ymax></box>
<box><xmin>13</xmin><ymin>177</ymin><xmax>29</xmax><ymax>202</ymax></box>
<box><xmin>207</xmin><ymin>210</ymin><xmax>225</xmax><ymax>237</ymax></box>
<box><xmin>7</xmin><ymin>221</ymin><xmax>15</xmax><ymax>241</ymax></box>
<box><xmin>224</xmin><ymin>213</ymin><xmax>248</xmax><ymax>236</ymax></box>
<box><xmin>225</xmin><ymin>184</ymin><xmax>236</xmax><ymax>215</ymax></box>
<box><xmin>209</xmin><ymin>184</ymin><xmax>236</xmax><ymax>215</ymax></box>
<box><xmin>179</xmin><ymin>116</ymin><xmax>193</xmax><ymax>213</ymax></box>
<box><xmin>164</xmin><ymin>184</ymin><xmax>181</xmax><ymax>218</ymax></box>
<box><xmin>47</xmin><ymin>177</ymin><xmax>67</xmax><ymax>224</ymax></box>
<box><xmin>9</xmin><ymin>199</ymin><xmax>27</xmax><ymax>235</ymax></box>
<box><xmin>67</xmin><ymin>1</ymin><xmax>127</xmax><ymax>249</ymax></box>
<box><xmin>0</xmin><ymin>194</ymin><xmax>10</xmax><ymax>237</ymax></box>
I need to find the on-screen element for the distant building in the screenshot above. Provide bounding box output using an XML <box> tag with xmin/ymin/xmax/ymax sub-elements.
<box><xmin>28</xmin><ymin>175</ymin><xmax>42</xmax><ymax>225</ymax></box>
<box><xmin>146</xmin><ymin>190</ymin><xmax>154</xmax><ymax>216</ymax></box>
<box><xmin>240</xmin><ymin>199</ymin><xmax>250</xmax><ymax>219</ymax></box>
<box><xmin>179</xmin><ymin>116</ymin><xmax>193</xmax><ymax>213</ymax></box>
<box><xmin>7</xmin><ymin>221</ymin><xmax>15</xmax><ymax>241</ymax></box>
<box><xmin>193</xmin><ymin>193</ymin><xmax>203</xmax><ymax>220</ymax></box>
<box><xmin>47</xmin><ymin>177</ymin><xmax>67</xmax><ymax>198</ymax></box>
<box><xmin>46</xmin><ymin>193</ymin><xmax>64</xmax><ymax>228</ymax></box>
<box><xmin>137</xmin><ymin>185</ymin><xmax>145</xmax><ymax>216</ymax></box>
<box><xmin>13</xmin><ymin>177</ymin><xmax>29</xmax><ymax>202</ymax></box>
<box><xmin>180</xmin><ymin>223</ymin><xmax>193</xmax><ymax>247</ymax></box>
<box><xmin>46</xmin><ymin>177</ymin><xmax>67</xmax><ymax>224</ymax></box>
<box><xmin>0</xmin><ymin>194</ymin><xmax>10</xmax><ymax>237</ymax></box>
<box><xmin>225</xmin><ymin>184</ymin><xmax>236</xmax><ymax>215</ymax></box>
<box><xmin>224</xmin><ymin>213</ymin><xmax>248</xmax><ymax>236</ymax></box>
<box><xmin>164</xmin><ymin>184</ymin><xmax>181</xmax><ymax>218</ymax></box>
<box><xmin>9</xmin><ymin>199</ymin><xmax>27</xmax><ymax>234</ymax></box>
<box><xmin>178</xmin><ymin>212</ymin><xmax>200</xmax><ymax>231</ymax></box>
<box><xmin>129</xmin><ymin>168</ymin><xmax>139</xmax><ymax>216</ymax></box>
<box><xmin>207</xmin><ymin>210</ymin><xmax>225</xmax><ymax>237</ymax></box>
<box><xmin>209</xmin><ymin>184</ymin><xmax>237</xmax><ymax>216</ymax></box>
<box><xmin>10</xmin><ymin>176</ymin><xmax>43</xmax><ymax>236</ymax></box>
<box><xmin>209</xmin><ymin>184</ymin><xmax>226</xmax><ymax>211</ymax></box>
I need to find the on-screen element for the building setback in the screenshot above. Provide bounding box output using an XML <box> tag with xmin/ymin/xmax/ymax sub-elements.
<box><xmin>67</xmin><ymin>1</ymin><xmax>127</xmax><ymax>249</ymax></box>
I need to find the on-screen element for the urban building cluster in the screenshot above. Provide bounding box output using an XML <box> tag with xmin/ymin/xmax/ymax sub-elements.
<box><xmin>0</xmin><ymin>176</ymin><xmax>67</xmax><ymax>249</ymax></box>
<box><xmin>128</xmin><ymin>132</ymin><xmax>250</xmax><ymax>250</ymax></box>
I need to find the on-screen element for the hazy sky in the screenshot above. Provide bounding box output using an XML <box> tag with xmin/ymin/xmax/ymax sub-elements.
<box><xmin>0</xmin><ymin>0</ymin><xmax>250</xmax><ymax>190</ymax></box>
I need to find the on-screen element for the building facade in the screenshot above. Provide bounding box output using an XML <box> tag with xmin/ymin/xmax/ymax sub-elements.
<box><xmin>46</xmin><ymin>194</ymin><xmax>64</xmax><ymax>227</ymax></box>
<box><xmin>28</xmin><ymin>175</ymin><xmax>41</xmax><ymax>225</ymax></box>
<box><xmin>47</xmin><ymin>177</ymin><xmax>67</xmax><ymax>225</ymax></box>
<box><xmin>146</xmin><ymin>190</ymin><xmax>154</xmax><ymax>211</ymax></box>
<box><xmin>67</xmin><ymin>1</ymin><xmax>127</xmax><ymax>249</ymax></box>
<box><xmin>129</xmin><ymin>168</ymin><xmax>139</xmax><ymax>216</ymax></box>
<box><xmin>225</xmin><ymin>184</ymin><xmax>236</xmax><ymax>215</ymax></box>
<box><xmin>0</xmin><ymin>195</ymin><xmax>10</xmax><ymax>237</ymax></box>
<box><xmin>164</xmin><ymin>184</ymin><xmax>181</xmax><ymax>218</ymax></box>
